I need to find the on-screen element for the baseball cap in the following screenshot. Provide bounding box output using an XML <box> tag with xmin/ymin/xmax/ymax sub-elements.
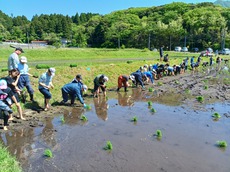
<box><xmin>48</xmin><ymin>68</ymin><xmax>56</xmax><ymax>76</ymax></box>
<box><xmin>15</xmin><ymin>47</ymin><xmax>24</xmax><ymax>53</ymax></box>
<box><xmin>76</xmin><ymin>74</ymin><xmax>82</xmax><ymax>80</ymax></box>
<box><xmin>0</xmin><ymin>79</ymin><xmax>7</xmax><ymax>89</ymax></box>
<box><xmin>20</xmin><ymin>56</ymin><xmax>27</xmax><ymax>63</ymax></box>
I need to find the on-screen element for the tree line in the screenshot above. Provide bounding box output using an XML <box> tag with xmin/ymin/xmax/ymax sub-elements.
<box><xmin>0</xmin><ymin>2</ymin><xmax>230</xmax><ymax>50</ymax></box>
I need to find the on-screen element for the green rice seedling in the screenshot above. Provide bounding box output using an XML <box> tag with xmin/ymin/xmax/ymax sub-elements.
<box><xmin>175</xmin><ymin>80</ymin><xmax>180</xmax><ymax>84</ymax></box>
<box><xmin>35</xmin><ymin>64</ymin><xmax>50</xmax><ymax>69</ymax></box>
<box><xmin>60</xmin><ymin>116</ymin><xmax>65</xmax><ymax>123</ymax></box>
<box><xmin>104</xmin><ymin>141</ymin><xmax>113</xmax><ymax>150</ymax></box>
<box><xmin>151</xmin><ymin>108</ymin><xmax>156</xmax><ymax>113</ymax></box>
<box><xmin>80</xmin><ymin>115</ymin><xmax>88</xmax><ymax>121</ymax></box>
<box><xmin>204</xmin><ymin>85</ymin><xmax>208</xmax><ymax>90</ymax></box>
<box><xmin>156</xmin><ymin>130</ymin><xmax>162</xmax><ymax>138</ymax></box>
<box><xmin>212</xmin><ymin>112</ymin><xmax>221</xmax><ymax>119</ymax></box>
<box><xmin>217</xmin><ymin>140</ymin><xmax>227</xmax><ymax>148</ymax></box>
<box><xmin>157</xmin><ymin>82</ymin><xmax>163</xmax><ymax>86</ymax></box>
<box><xmin>196</xmin><ymin>96</ymin><xmax>204</xmax><ymax>103</ymax></box>
<box><xmin>44</xmin><ymin>149</ymin><xmax>53</xmax><ymax>158</ymax></box>
<box><xmin>69</xmin><ymin>64</ymin><xmax>77</xmax><ymax>68</ymax></box>
<box><xmin>148</xmin><ymin>101</ymin><xmax>152</xmax><ymax>106</ymax></box>
<box><xmin>131</xmin><ymin>116</ymin><xmax>138</xmax><ymax>122</ymax></box>
<box><xmin>85</xmin><ymin>105</ymin><xmax>92</xmax><ymax>110</ymax></box>
<box><xmin>185</xmin><ymin>88</ymin><xmax>190</xmax><ymax>94</ymax></box>
<box><xmin>149</xmin><ymin>87</ymin><xmax>153</xmax><ymax>92</ymax></box>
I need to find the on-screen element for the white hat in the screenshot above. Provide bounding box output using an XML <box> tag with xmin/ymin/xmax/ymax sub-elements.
<box><xmin>82</xmin><ymin>85</ymin><xmax>88</xmax><ymax>92</ymax></box>
<box><xmin>104</xmin><ymin>76</ymin><xmax>109</xmax><ymax>82</ymax></box>
<box><xmin>0</xmin><ymin>79</ymin><xmax>7</xmax><ymax>89</ymax></box>
<box><xmin>20</xmin><ymin>56</ymin><xmax>27</xmax><ymax>63</ymax></box>
<box><xmin>129</xmin><ymin>75</ymin><xmax>135</xmax><ymax>81</ymax></box>
<box><xmin>48</xmin><ymin>68</ymin><xmax>55</xmax><ymax>76</ymax></box>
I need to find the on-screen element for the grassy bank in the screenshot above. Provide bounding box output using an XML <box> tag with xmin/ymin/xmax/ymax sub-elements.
<box><xmin>0</xmin><ymin>143</ymin><xmax>22</xmax><ymax>172</ymax></box>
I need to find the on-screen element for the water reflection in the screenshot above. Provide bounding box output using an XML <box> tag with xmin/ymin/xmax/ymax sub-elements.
<box><xmin>93</xmin><ymin>97</ymin><xmax>108</xmax><ymax>121</ymax></box>
<box><xmin>62</xmin><ymin>108</ymin><xmax>84</xmax><ymax>125</ymax></box>
<box><xmin>40</xmin><ymin>118</ymin><xmax>57</xmax><ymax>147</ymax></box>
<box><xmin>117</xmin><ymin>92</ymin><xmax>134</xmax><ymax>106</ymax></box>
<box><xmin>0</xmin><ymin>128</ymin><xmax>34</xmax><ymax>167</ymax></box>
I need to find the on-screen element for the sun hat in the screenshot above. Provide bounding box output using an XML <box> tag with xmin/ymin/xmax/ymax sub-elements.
<box><xmin>0</xmin><ymin>79</ymin><xmax>7</xmax><ymax>89</ymax></box>
<box><xmin>20</xmin><ymin>56</ymin><xmax>27</xmax><ymax>63</ymax></box>
<box><xmin>48</xmin><ymin>68</ymin><xmax>55</xmax><ymax>76</ymax></box>
<box><xmin>15</xmin><ymin>47</ymin><xmax>24</xmax><ymax>53</ymax></box>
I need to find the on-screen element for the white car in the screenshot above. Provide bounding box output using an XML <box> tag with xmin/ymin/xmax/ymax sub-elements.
<box><xmin>175</xmin><ymin>46</ymin><xmax>182</xmax><ymax>52</ymax></box>
<box><xmin>181</xmin><ymin>47</ymin><xmax>188</xmax><ymax>52</ymax></box>
<box><xmin>219</xmin><ymin>48</ymin><xmax>230</xmax><ymax>55</ymax></box>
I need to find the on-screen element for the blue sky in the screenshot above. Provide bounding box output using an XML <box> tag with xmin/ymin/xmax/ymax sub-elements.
<box><xmin>0</xmin><ymin>0</ymin><xmax>215</xmax><ymax>20</ymax></box>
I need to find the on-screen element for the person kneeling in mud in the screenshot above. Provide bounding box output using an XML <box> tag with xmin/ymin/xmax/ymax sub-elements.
<box><xmin>117</xmin><ymin>75</ymin><xmax>130</xmax><ymax>92</ymax></box>
<box><xmin>60</xmin><ymin>81</ymin><xmax>88</xmax><ymax>107</ymax></box>
<box><xmin>93</xmin><ymin>74</ymin><xmax>109</xmax><ymax>98</ymax></box>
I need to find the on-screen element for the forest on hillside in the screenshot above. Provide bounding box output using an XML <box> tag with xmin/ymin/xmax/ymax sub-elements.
<box><xmin>0</xmin><ymin>2</ymin><xmax>230</xmax><ymax>50</ymax></box>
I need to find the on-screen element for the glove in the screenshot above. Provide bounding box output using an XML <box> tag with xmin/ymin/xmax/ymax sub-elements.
<box><xmin>83</xmin><ymin>103</ymin><xmax>87</xmax><ymax>108</ymax></box>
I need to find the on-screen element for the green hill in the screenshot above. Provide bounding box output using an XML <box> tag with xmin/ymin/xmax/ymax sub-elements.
<box><xmin>214</xmin><ymin>0</ymin><xmax>230</xmax><ymax>7</ymax></box>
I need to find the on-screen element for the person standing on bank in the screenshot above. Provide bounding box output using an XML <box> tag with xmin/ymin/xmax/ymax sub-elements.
<box><xmin>8</xmin><ymin>47</ymin><xmax>24</xmax><ymax>72</ymax></box>
<box><xmin>17</xmin><ymin>56</ymin><xmax>36</xmax><ymax>102</ymax></box>
<box><xmin>38</xmin><ymin>68</ymin><xmax>55</xmax><ymax>111</ymax></box>
<box><xmin>159</xmin><ymin>46</ymin><xmax>164</xmax><ymax>62</ymax></box>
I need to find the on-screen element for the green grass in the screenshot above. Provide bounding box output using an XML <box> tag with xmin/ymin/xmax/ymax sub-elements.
<box><xmin>0</xmin><ymin>143</ymin><xmax>22</xmax><ymax>172</ymax></box>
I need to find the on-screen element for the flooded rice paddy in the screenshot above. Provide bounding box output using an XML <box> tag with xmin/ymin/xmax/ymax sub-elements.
<box><xmin>1</xmin><ymin>89</ymin><xmax>230</xmax><ymax>172</ymax></box>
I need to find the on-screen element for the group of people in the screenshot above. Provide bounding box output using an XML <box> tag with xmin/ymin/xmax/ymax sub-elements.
<box><xmin>0</xmin><ymin>47</ymin><xmax>93</xmax><ymax>130</ymax></box>
<box><xmin>1</xmin><ymin>47</ymin><xmax>227</xmax><ymax>130</ymax></box>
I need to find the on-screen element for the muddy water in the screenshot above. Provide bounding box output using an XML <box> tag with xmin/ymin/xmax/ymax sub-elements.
<box><xmin>1</xmin><ymin>89</ymin><xmax>230</xmax><ymax>172</ymax></box>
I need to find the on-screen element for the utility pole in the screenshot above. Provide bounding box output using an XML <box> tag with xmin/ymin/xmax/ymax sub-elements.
<box><xmin>184</xmin><ymin>36</ymin><xmax>187</xmax><ymax>47</ymax></box>
<box><xmin>27</xmin><ymin>31</ymin><xmax>29</xmax><ymax>49</ymax></box>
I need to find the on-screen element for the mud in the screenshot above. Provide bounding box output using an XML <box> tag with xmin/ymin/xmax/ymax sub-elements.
<box><xmin>0</xmin><ymin>68</ymin><xmax>230</xmax><ymax>172</ymax></box>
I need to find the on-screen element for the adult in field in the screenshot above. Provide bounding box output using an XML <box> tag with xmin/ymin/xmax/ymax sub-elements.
<box><xmin>159</xmin><ymin>46</ymin><xmax>164</xmax><ymax>61</ymax></box>
<box><xmin>116</xmin><ymin>75</ymin><xmax>130</xmax><ymax>92</ymax></box>
<box><xmin>60</xmin><ymin>82</ymin><xmax>87</xmax><ymax>107</ymax></box>
<box><xmin>8</xmin><ymin>47</ymin><xmax>24</xmax><ymax>72</ymax></box>
<box><xmin>17</xmin><ymin>56</ymin><xmax>36</xmax><ymax>102</ymax></box>
<box><xmin>130</xmin><ymin>71</ymin><xmax>146</xmax><ymax>90</ymax></box>
<box><xmin>38</xmin><ymin>68</ymin><xmax>55</xmax><ymax>111</ymax></box>
<box><xmin>93</xmin><ymin>74</ymin><xmax>109</xmax><ymax>98</ymax></box>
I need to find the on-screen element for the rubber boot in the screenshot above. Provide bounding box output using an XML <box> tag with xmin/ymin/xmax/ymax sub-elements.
<box><xmin>30</xmin><ymin>94</ymin><xmax>35</xmax><ymax>102</ymax></box>
<box><xmin>124</xmin><ymin>87</ymin><xmax>128</xmax><ymax>92</ymax></box>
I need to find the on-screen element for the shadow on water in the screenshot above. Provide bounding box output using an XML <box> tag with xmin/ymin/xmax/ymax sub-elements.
<box><xmin>1</xmin><ymin>89</ymin><xmax>230</xmax><ymax>172</ymax></box>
